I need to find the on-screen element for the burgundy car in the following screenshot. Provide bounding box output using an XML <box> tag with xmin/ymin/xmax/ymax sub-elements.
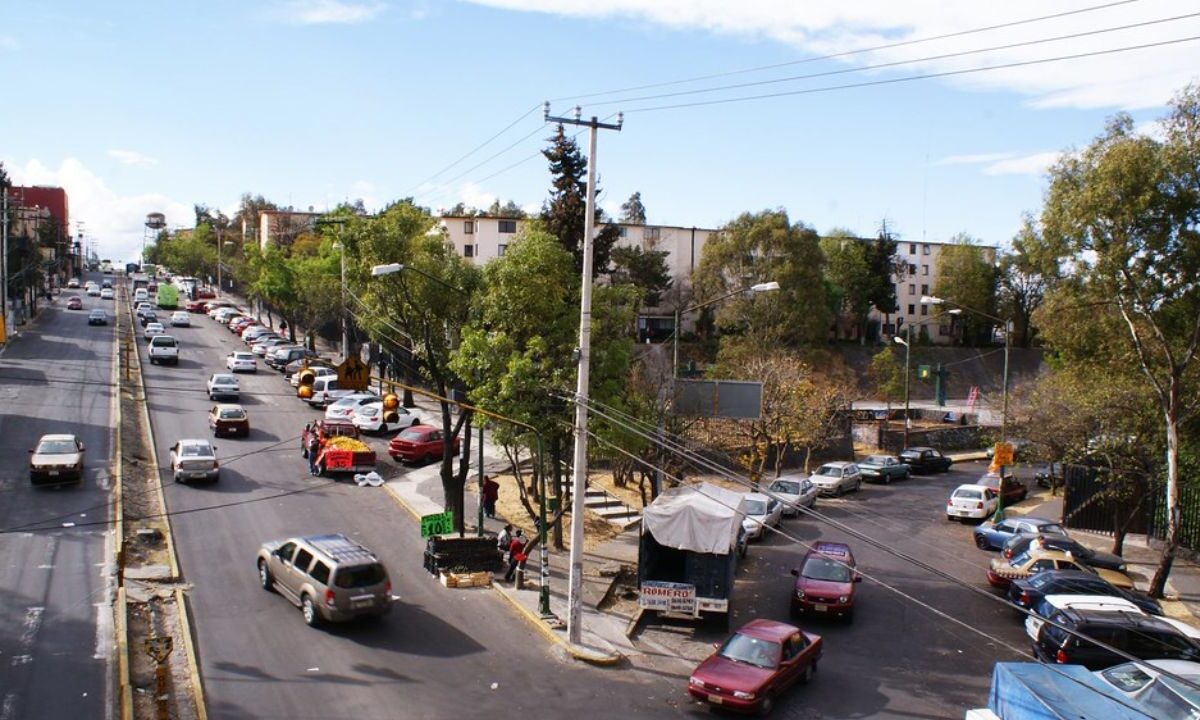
<box><xmin>66</xmin><ymin>296</ymin><xmax>84</xmax><ymax>310</ymax></box>
<box><xmin>687</xmin><ymin>619</ymin><xmax>821</xmax><ymax>714</ymax></box>
<box><xmin>388</xmin><ymin>424</ymin><xmax>459</xmax><ymax>464</ymax></box>
<box><xmin>186</xmin><ymin>300</ymin><xmax>208</xmax><ymax>313</ymax></box>
<box><xmin>790</xmin><ymin>542</ymin><xmax>860</xmax><ymax>621</ymax></box>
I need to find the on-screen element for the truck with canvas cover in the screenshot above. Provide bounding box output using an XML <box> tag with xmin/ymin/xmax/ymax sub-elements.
<box><xmin>968</xmin><ymin>662</ymin><xmax>1161</xmax><ymax>720</ymax></box>
<box><xmin>638</xmin><ymin>482</ymin><xmax>746</xmax><ymax>626</ymax></box>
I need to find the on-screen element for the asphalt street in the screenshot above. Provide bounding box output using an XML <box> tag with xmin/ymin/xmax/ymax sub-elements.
<box><xmin>0</xmin><ymin>277</ymin><xmax>116</xmax><ymax>720</ymax></box>
<box><xmin>642</xmin><ymin>461</ymin><xmax>1035</xmax><ymax>719</ymax></box>
<box><xmin>137</xmin><ymin>297</ymin><xmax>686</xmax><ymax>719</ymax></box>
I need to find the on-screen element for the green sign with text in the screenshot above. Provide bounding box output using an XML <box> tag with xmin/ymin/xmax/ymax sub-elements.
<box><xmin>420</xmin><ymin>511</ymin><xmax>454</xmax><ymax>538</ymax></box>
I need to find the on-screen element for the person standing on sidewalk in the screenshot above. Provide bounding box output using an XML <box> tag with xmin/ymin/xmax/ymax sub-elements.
<box><xmin>306</xmin><ymin>430</ymin><xmax>321</xmax><ymax>476</ymax></box>
<box><xmin>482</xmin><ymin>475</ymin><xmax>499</xmax><ymax>519</ymax></box>
<box><xmin>504</xmin><ymin>529</ymin><xmax>526</xmax><ymax>583</ymax></box>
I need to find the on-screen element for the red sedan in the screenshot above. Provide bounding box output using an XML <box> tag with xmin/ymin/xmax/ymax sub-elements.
<box><xmin>186</xmin><ymin>300</ymin><xmax>208</xmax><ymax>313</ymax></box>
<box><xmin>195</xmin><ymin>287</ymin><xmax>216</xmax><ymax>299</ymax></box>
<box><xmin>388</xmin><ymin>424</ymin><xmax>459</xmax><ymax>464</ymax></box>
<box><xmin>688</xmin><ymin>619</ymin><xmax>821</xmax><ymax>714</ymax></box>
<box><xmin>66</xmin><ymin>296</ymin><xmax>84</xmax><ymax>310</ymax></box>
<box><xmin>790</xmin><ymin>541</ymin><xmax>860</xmax><ymax>621</ymax></box>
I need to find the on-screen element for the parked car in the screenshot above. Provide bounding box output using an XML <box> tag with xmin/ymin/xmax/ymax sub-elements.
<box><xmin>1003</xmin><ymin>533</ymin><xmax>1128</xmax><ymax>573</ymax></box>
<box><xmin>740</xmin><ymin>492</ymin><xmax>783</xmax><ymax>541</ymax></box>
<box><xmin>1024</xmin><ymin>593</ymin><xmax>1164</xmax><ymax>641</ymax></box>
<box><xmin>987</xmin><ymin>544</ymin><xmax>1135</xmax><ymax>590</ymax></box>
<box><xmin>946</xmin><ymin>484</ymin><xmax>998</xmax><ymax>522</ymax></box>
<box><xmin>976</xmin><ymin>472</ymin><xmax>1028</xmax><ymax>505</ymax></box>
<box><xmin>899</xmin><ymin>446</ymin><xmax>953</xmax><ymax>473</ymax></box>
<box><xmin>1094</xmin><ymin>659</ymin><xmax>1200</xmax><ymax>714</ymax></box>
<box><xmin>857</xmin><ymin>454</ymin><xmax>910</xmax><ymax>484</ymax></box>
<box><xmin>270</xmin><ymin>346</ymin><xmax>321</xmax><ymax>371</ymax></box>
<box><xmin>388</xmin><ymin>424</ymin><xmax>459</xmax><ymax>464</ymax></box>
<box><xmin>765</xmin><ymin>474</ymin><xmax>817</xmax><ymax>516</ymax></box>
<box><xmin>168</xmin><ymin>439</ymin><xmax>219</xmax><ymax>483</ymax></box>
<box><xmin>87</xmin><ymin>309</ymin><xmax>108</xmax><ymax>325</ymax></box>
<box><xmin>256</xmin><ymin>533</ymin><xmax>392</xmax><ymax>627</ymax></box>
<box><xmin>1032</xmin><ymin>608</ymin><xmax>1200</xmax><ymax>670</ymax></box>
<box><xmin>206</xmin><ymin>373</ymin><xmax>241</xmax><ymax>400</ymax></box>
<box><xmin>100</xmin><ymin>287</ymin><xmax>114</xmax><ymax>300</ymax></box>
<box><xmin>290</xmin><ymin>364</ymin><xmax>336</xmax><ymax>387</ymax></box>
<box><xmin>242</xmin><ymin>326</ymin><xmax>275</xmax><ymax>342</ymax></box>
<box><xmin>324</xmin><ymin>394</ymin><xmax>383</xmax><ymax>422</ymax></box>
<box><xmin>790</xmin><ymin>541</ymin><xmax>859</xmax><ymax>621</ymax></box>
<box><xmin>143</xmin><ymin>322</ymin><xmax>166</xmax><ymax>341</ymax></box>
<box><xmin>808</xmin><ymin>461</ymin><xmax>862</xmax><ymax>497</ymax></box>
<box><xmin>1008</xmin><ymin>570</ymin><xmax>1162</xmax><ymax>616</ymax></box>
<box><xmin>185</xmin><ymin>300</ymin><xmax>208</xmax><ymax>313</ymax></box>
<box><xmin>247</xmin><ymin>332</ymin><xmax>282</xmax><ymax>348</ymax></box>
<box><xmin>352</xmin><ymin>402</ymin><xmax>420</xmax><ymax>434</ymax></box>
<box><xmin>687</xmin><ymin>619</ymin><xmax>821</xmax><ymax>714</ymax></box>
<box><xmin>208</xmin><ymin>404</ymin><xmax>250</xmax><ymax>438</ymax></box>
<box><xmin>252</xmin><ymin>337</ymin><xmax>292</xmax><ymax>357</ymax></box>
<box><xmin>195</xmin><ymin>287</ymin><xmax>216</xmax><ymax>299</ymax></box>
<box><xmin>972</xmin><ymin>516</ymin><xmax>1066</xmax><ymax>551</ymax></box>
<box><xmin>148</xmin><ymin>335</ymin><xmax>178</xmax><ymax>365</ymax></box>
<box><xmin>169</xmin><ymin>310</ymin><xmax>191</xmax><ymax>327</ymax></box>
<box><xmin>29</xmin><ymin>433</ymin><xmax>86</xmax><ymax>485</ymax></box>
<box><xmin>226</xmin><ymin>351</ymin><xmax>257</xmax><ymax>373</ymax></box>
<box><xmin>306</xmin><ymin>375</ymin><xmax>356</xmax><ymax>407</ymax></box>
<box><xmin>230</xmin><ymin>317</ymin><xmax>257</xmax><ymax>333</ymax></box>
<box><xmin>66</xmin><ymin>295</ymin><xmax>83</xmax><ymax>310</ymax></box>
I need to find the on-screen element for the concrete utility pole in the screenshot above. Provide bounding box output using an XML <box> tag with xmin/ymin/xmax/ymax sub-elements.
<box><xmin>1</xmin><ymin>187</ymin><xmax>9</xmax><ymax>341</ymax></box>
<box><xmin>545</xmin><ymin>103</ymin><xmax>623</xmax><ymax>646</ymax></box>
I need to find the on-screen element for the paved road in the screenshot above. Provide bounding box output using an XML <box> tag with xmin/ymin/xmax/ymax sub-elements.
<box><xmin>640</xmin><ymin>462</ymin><xmax>1036</xmax><ymax>718</ymax></box>
<box><xmin>138</xmin><ymin>298</ymin><xmax>684</xmax><ymax>719</ymax></box>
<box><xmin>0</xmin><ymin>277</ymin><xmax>117</xmax><ymax>720</ymax></box>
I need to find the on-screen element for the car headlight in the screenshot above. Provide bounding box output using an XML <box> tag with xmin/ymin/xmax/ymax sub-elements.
<box><xmin>688</xmin><ymin>676</ymin><xmax>703</xmax><ymax>688</ymax></box>
<box><xmin>838</xmin><ymin>595</ymin><xmax>850</xmax><ymax>603</ymax></box>
<box><xmin>796</xmin><ymin>590</ymin><xmax>805</xmax><ymax>600</ymax></box>
<box><xmin>732</xmin><ymin>691</ymin><xmax>755</xmax><ymax>700</ymax></box>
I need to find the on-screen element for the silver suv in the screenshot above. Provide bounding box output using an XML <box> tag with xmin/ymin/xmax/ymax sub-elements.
<box><xmin>257</xmin><ymin>534</ymin><xmax>392</xmax><ymax>627</ymax></box>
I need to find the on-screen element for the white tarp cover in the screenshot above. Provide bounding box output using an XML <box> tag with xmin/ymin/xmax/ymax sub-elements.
<box><xmin>642</xmin><ymin>482</ymin><xmax>745</xmax><ymax>555</ymax></box>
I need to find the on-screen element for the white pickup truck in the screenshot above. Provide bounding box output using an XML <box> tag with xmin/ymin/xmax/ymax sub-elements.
<box><xmin>148</xmin><ymin>335</ymin><xmax>179</xmax><ymax>365</ymax></box>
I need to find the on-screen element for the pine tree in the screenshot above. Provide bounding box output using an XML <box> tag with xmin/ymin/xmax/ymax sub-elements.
<box><xmin>540</xmin><ymin>125</ymin><xmax>620</xmax><ymax>275</ymax></box>
<box><xmin>620</xmin><ymin>192</ymin><xmax>647</xmax><ymax>224</ymax></box>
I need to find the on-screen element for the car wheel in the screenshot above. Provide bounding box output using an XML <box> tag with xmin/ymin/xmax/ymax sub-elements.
<box><xmin>317</xmin><ymin>462</ymin><xmax>327</xmax><ymax>477</ymax></box>
<box><xmin>301</xmin><ymin>594</ymin><xmax>320</xmax><ymax>627</ymax></box>
<box><xmin>883</xmin><ymin>474</ymin><xmax>890</xmax><ymax>485</ymax></box>
<box><xmin>378</xmin><ymin>422</ymin><xmax>387</xmax><ymax>434</ymax></box>
<box><xmin>258</xmin><ymin>560</ymin><xmax>274</xmax><ymax>592</ymax></box>
<box><xmin>425</xmin><ymin>453</ymin><xmax>436</xmax><ymax>465</ymax></box>
<box><xmin>835</xmin><ymin>484</ymin><xmax>845</xmax><ymax>498</ymax></box>
<box><xmin>756</xmin><ymin>696</ymin><xmax>774</xmax><ymax>716</ymax></box>
<box><xmin>855</xmin><ymin>479</ymin><xmax>862</xmax><ymax>492</ymax></box>
<box><xmin>975</xmin><ymin>534</ymin><xmax>989</xmax><ymax>550</ymax></box>
<box><xmin>801</xmin><ymin>661</ymin><xmax>817</xmax><ymax>684</ymax></box>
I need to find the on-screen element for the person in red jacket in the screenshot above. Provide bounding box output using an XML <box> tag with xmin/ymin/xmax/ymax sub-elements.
<box><xmin>504</xmin><ymin>529</ymin><xmax>527</xmax><ymax>583</ymax></box>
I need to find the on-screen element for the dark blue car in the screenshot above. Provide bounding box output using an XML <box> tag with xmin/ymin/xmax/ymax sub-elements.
<box><xmin>972</xmin><ymin>516</ymin><xmax>1066</xmax><ymax>551</ymax></box>
<box><xmin>1007</xmin><ymin>569</ymin><xmax>1162</xmax><ymax>615</ymax></box>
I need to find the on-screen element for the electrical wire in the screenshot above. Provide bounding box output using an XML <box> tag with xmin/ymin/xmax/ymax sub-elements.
<box><xmin>403</xmin><ymin>103</ymin><xmax>545</xmax><ymax>196</ymax></box>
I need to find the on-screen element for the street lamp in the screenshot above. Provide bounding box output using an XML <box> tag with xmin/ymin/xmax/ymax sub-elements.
<box><xmin>893</xmin><ymin>307</ymin><xmax>961</xmax><ymax>449</ymax></box>
<box><xmin>921</xmin><ymin>295</ymin><xmax>1011</xmax><ymax>442</ymax></box>
<box><xmin>671</xmin><ymin>281</ymin><xmax>780</xmax><ymax>379</ymax></box>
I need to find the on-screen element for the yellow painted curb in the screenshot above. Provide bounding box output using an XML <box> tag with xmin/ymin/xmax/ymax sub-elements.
<box><xmin>174</xmin><ymin>587</ymin><xmax>207</xmax><ymax>720</ymax></box>
<box><xmin>490</xmin><ymin>584</ymin><xmax>622</xmax><ymax>666</ymax></box>
<box><xmin>382</xmin><ymin>482</ymin><xmax>422</xmax><ymax>522</ymax></box>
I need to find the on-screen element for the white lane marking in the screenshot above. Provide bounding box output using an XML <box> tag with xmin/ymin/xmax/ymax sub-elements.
<box><xmin>0</xmin><ymin>690</ymin><xmax>18</xmax><ymax>720</ymax></box>
<box><xmin>12</xmin><ymin>606</ymin><xmax>45</xmax><ymax>669</ymax></box>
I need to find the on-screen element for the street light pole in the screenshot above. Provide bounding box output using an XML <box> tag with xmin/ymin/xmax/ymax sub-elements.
<box><xmin>921</xmin><ymin>295</ymin><xmax>1010</xmax><ymax>440</ymax></box>
<box><xmin>216</xmin><ymin>224</ymin><xmax>223</xmax><ymax>298</ymax></box>
<box><xmin>670</xmin><ymin>281</ymin><xmax>780</xmax><ymax>380</ymax></box>
<box><xmin>894</xmin><ymin>329</ymin><xmax>911</xmax><ymax>448</ymax></box>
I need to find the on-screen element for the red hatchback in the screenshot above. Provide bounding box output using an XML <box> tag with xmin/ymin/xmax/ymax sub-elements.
<box><xmin>388</xmin><ymin>425</ymin><xmax>459</xmax><ymax>464</ymax></box>
<box><xmin>687</xmin><ymin>619</ymin><xmax>821</xmax><ymax>714</ymax></box>
<box><xmin>186</xmin><ymin>300</ymin><xmax>208</xmax><ymax>313</ymax></box>
<box><xmin>790</xmin><ymin>541</ymin><xmax>860</xmax><ymax>622</ymax></box>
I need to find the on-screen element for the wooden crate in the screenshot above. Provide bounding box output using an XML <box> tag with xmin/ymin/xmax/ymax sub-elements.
<box><xmin>439</xmin><ymin>570</ymin><xmax>493</xmax><ymax>589</ymax></box>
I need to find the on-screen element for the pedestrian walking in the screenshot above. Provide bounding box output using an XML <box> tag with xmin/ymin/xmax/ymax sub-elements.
<box><xmin>279</xmin><ymin>319</ymin><xmax>288</xmax><ymax>335</ymax></box>
<box><xmin>496</xmin><ymin>523</ymin><xmax>512</xmax><ymax>557</ymax></box>
<box><xmin>504</xmin><ymin>529</ymin><xmax>526</xmax><ymax>583</ymax></box>
<box><xmin>482</xmin><ymin>475</ymin><xmax>499</xmax><ymax>519</ymax></box>
<box><xmin>306</xmin><ymin>429</ymin><xmax>321</xmax><ymax>476</ymax></box>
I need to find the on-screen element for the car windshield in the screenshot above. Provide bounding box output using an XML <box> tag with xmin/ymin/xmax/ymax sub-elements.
<box><xmin>152</xmin><ymin>337</ymin><xmax>176</xmax><ymax>347</ymax></box>
<box><xmin>333</xmin><ymin>563</ymin><xmax>386</xmax><ymax>588</ymax></box>
<box><xmin>1038</xmin><ymin>523</ymin><xmax>1066</xmax><ymax>536</ymax></box>
<box><xmin>233</xmin><ymin>353</ymin><xmax>252</xmax><ymax>361</ymax></box>
<box><xmin>357</xmin><ymin>405</ymin><xmax>381</xmax><ymax>416</ymax></box>
<box><xmin>36</xmin><ymin>439</ymin><xmax>77</xmax><ymax>454</ymax></box>
<box><xmin>801</xmin><ymin>556</ymin><xmax>852</xmax><ymax>583</ymax></box>
<box><xmin>865</xmin><ymin>455</ymin><xmax>892</xmax><ymax>465</ymax></box>
<box><xmin>954</xmin><ymin>488</ymin><xmax>982</xmax><ymax>500</ymax></box>
<box><xmin>768</xmin><ymin>480</ymin><xmax>800</xmax><ymax>495</ymax></box>
<box><xmin>717</xmin><ymin>633</ymin><xmax>780</xmax><ymax>670</ymax></box>
<box><xmin>814</xmin><ymin>465</ymin><xmax>840</xmax><ymax>477</ymax></box>
<box><xmin>213</xmin><ymin>376</ymin><xmax>236</xmax><ymax>385</ymax></box>
<box><xmin>180</xmin><ymin>444</ymin><xmax>211</xmax><ymax>457</ymax></box>
<box><xmin>219</xmin><ymin>408</ymin><xmax>246</xmax><ymax>419</ymax></box>
<box><xmin>743</xmin><ymin>499</ymin><xmax>768</xmax><ymax>516</ymax></box>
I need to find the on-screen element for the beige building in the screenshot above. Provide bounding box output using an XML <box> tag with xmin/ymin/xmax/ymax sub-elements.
<box><xmin>872</xmin><ymin>239</ymin><xmax>998</xmax><ymax>344</ymax></box>
<box><xmin>252</xmin><ymin>210</ymin><xmax>324</xmax><ymax>251</ymax></box>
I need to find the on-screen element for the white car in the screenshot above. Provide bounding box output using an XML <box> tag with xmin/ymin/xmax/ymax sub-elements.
<box><xmin>170</xmin><ymin>311</ymin><xmax>190</xmax><ymax>327</ymax></box>
<box><xmin>242</xmin><ymin>326</ymin><xmax>274</xmax><ymax>342</ymax></box>
<box><xmin>251</xmin><ymin>337</ymin><xmax>291</xmax><ymax>357</ymax></box>
<box><xmin>352</xmin><ymin>402</ymin><xmax>420</xmax><ymax>434</ymax></box>
<box><xmin>740</xmin><ymin>492</ymin><xmax>783</xmax><ymax>541</ymax></box>
<box><xmin>247</xmin><ymin>332</ymin><xmax>282</xmax><ymax>348</ymax></box>
<box><xmin>169</xmin><ymin>438</ymin><xmax>219</xmax><ymax>484</ymax></box>
<box><xmin>765</xmin><ymin>474</ymin><xmax>817</xmax><ymax>516</ymax></box>
<box><xmin>226</xmin><ymin>351</ymin><xmax>257</xmax><ymax>373</ymax></box>
<box><xmin>143</xmin><ymin>322</ymin><xmax>166</xmax><ymax>340</ymax></box>
<box><xmin>946</xmin><ymin>484</ymin><xmax>999</xmax><ymax>522</ymax></box>
<box><xmin>135</xmin><ymin>302</ymin><xmax>153</xmax><ymax>318</ymax></box>
<box><xmin>325</xmin><ymin>393</ymin><xmax>383</xmax><ymax>421</ymax></box>
<box><xmin>86</xmin><ymin>285</ymin><xmax>101</xmax><ymax>297</ymax></box>
<box><xmin>148</xmin><ymin>335</ymin><xmax>178</xmax><ymax>365</ymax></box>
<box><xmin>100</xmin><ymin>287</ymin><xmax>115</xmax><ymax>300</ymax></box>
<box><xmin>1094</xmin><ymin>659</ymin><xmax>1200</xmax><ymax>713</ymax></box>
<box><xmin>808</xmin><ymin>461</ymin><xmax>863</xmax><ymax>497</ymax></box>
<box><xmin>207</xmin><ymin>373</ymin><xmax>241</xmax><ymax>400</ymax></box>
<box><xmin>290</xmin><ymin>365</ymin><xmax>336</xmax><ymax>387</ymax></box>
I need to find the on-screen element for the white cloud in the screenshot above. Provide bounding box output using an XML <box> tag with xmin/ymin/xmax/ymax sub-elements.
<box><xmin>982</xmin><ymin>151</ymin><xmax>1060</xmax><ymax>176</ymax></box>
<box><xmin>464</xmin><ymin>0</ymin><xmax>1197</xmax><ymax>110</ymax></box>
<box><xmin>936</xmin><ymin>152</ymin><xmax>1014</xmax><ymax>166</ymax></box>
<box><xmin>107</xmin><ymin>149</ymin><xmax>158</xmax><ymax>167</ymax></box>
<box><xmin>0</xmin><ymin>35</ymin><xmax>18</xmax><ymax>51</ymax></box>
<box><xmin>282</xmin><ymin>0</ymin><xmax>386</xmax><ymax>25</ymax></box>
<box><xmin>11</xmin><ymin>158</ymin><xmax>192</xmax><ymax>264</ymax></box>
<box><xmin>459</xmin><ymin>182</ymin><xmax>496</xmax><ymax>210</ymax></box>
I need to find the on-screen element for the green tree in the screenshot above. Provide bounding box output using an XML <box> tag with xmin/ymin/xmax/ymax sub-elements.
<box><xmin>610</xmin><ymin>245</ymin><xmax>672</xmax><ymax>307</ymax></box>
<box><xmin>869</xmin><ymin>346</ymin><xmax>905</xmax><ymax>408</ymax></box>
<box><xmin>932</xmin><ymin>233</ymin><xmax>998</xmax><ymax>345</ymax></box>
<box><xmin>866</xmin><ymin>223</ymin><xmax>900</xmax><ymax>318</ymax></box>
<box><xmin>1037</xmin><ymin>84</ymin><xmax>1200</xmax><ymax>597</ymax></box>
<box><xmin>693</xmin><ymin>209</ymin><xmax>830</xmax><ymax>350</ymax></box>
<box><xmin>540</xmin><ymin>125</ymin><xmax>620</xmax><ymax>275</ymax></box>
<box><xmin>820</xmin><ymin>229</ymin><xmax>873</xmax><ymax>342</ymax></box>
<box><xmin>997</xmin><ymin>216</ymin><xmax>1054</xmax><ymax>348</ymax></box>
<box><xmin>620</xmin><ymin>192</ymin><xmax>647</xmax><ymax>224</ymax></box>
<box><xmin>483</xmin><ymin>199</ymin><xmax>527</xmax><ymax>218</ymax></box>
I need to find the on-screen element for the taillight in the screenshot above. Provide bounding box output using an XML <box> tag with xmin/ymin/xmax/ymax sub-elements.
<box><xmin>1055</xmin><ymin>649</ymin><xmax>1067</xmax><ymax>664</ymax></box>
<box><xmin>947</xmin><ymin>500</ymin><xmax>953</xmax><ymax>507</ymax></box>
<box><xmin>385</xmin><ymin>581</ymin><xmax>392</xmax><ymax>596</ymax></box>
<box><xmin>1003</xmin><ymin>549</ymin><xmax>1013</xmax><ymax>559</ymax></box>
<box><xmin>324</xmin><ymin>589</ymin><xmax>336</xmax><ymax>607</ymax></box>
<box><xmin>975</xmin><ymin>502</ymin><xmax>983</xmax><ymax>509</ymax></box>
<box><xmin>1019</xmin><ymin>591</ymin><xmax>1030</xmax><ymax>605</ymax></box>
<box><xmin>212</xmin><ymin>461</ymin><xmax>219</xmax><ymax>470</ymax></box>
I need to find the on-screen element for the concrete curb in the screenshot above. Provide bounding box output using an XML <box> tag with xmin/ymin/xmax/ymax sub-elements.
<box><xmin>491</xmin><ymin>583</ymin><xmax>623</xmax><ymax>666</ymax></box>
<box><xmin>111</xmin><ymin>302</ymin><xmax>133</xmax><ymax>720</ymax></box>
<box><xmin>382</xmin><ymin>481</ymin><xmax>422</xmax><ymax>522</ymax></box>
<box><xmin>115</xmin><ymin>587</ymin><xmax>132</xmax><ymax>720</ymax></box>
<box><xmin>173</xmin><ymin>588</ymin><xmax>207</xmax><ymax>720</ymax></box>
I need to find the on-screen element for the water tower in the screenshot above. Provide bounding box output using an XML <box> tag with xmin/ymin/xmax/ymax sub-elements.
<box><xmin>144</xmin><ymin>212</ymin><xmax>166</xmax><ymax>267</ymax></box>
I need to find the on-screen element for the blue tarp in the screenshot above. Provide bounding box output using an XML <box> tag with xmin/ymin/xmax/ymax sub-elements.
<box><xmin>988</xmin><ymin>663</ymin><xmax>1154</xmax><ymax>720</ymax></box>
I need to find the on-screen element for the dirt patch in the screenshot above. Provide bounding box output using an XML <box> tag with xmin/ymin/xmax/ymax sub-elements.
<box><xmin>491</xmin><ymin>472</ymin><xmax>622</xmax><ymax>551</ymax></box>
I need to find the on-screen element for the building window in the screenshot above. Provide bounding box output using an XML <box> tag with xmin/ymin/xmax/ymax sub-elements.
<box><xmin>908</xmin><ymin>264</ymin><xmax>917</xmax><ymax>275</ymax></box>
<box><xmin>463</xmin><ymin>244</ymin><xmax>475</xmax><ymax>258</ymax></box>
<box><xmin>922</xmin><ymin>244</ymin><xmax>931</xmax><ymax>255</ymax></box>
<box><xmin>921</xmin><ymin>284</ymin><xmax>929</xmax><ymax>295</ymax></box>
<box><xmin>909</xmin><ymin>243</ymin><xmax>917</xmax><ymax>254</ymax></box>
<box><xmin>498</xmin><ymin>244</ymin><xmax>507</xmax><ymax>257</ymax></box>
<box><xmin>498</xmin><ymin>220</ymin><xmax>517</xmax><ymax>234</ymax></box>
<box><xmin>908</xmin><ymin>284</ymin><xmax>916</xmax><ymax>295</ymax></box>
<box><xmin>643</xmin><ymin>227</ymin><xmax>661</xmax><ymax>241</ymax></box>
<box><xmin>922</xmin><ymin>265</ymin><xmax>929</xmax><ymax>276</ymax></box>
<box><xmin>921</xmin><ymin>305</ymin><xmax>928</xmax><ymax>316</ymax></box>
<box><xmin>618</xmin><ymin>227</ymin><xmax>627</xmax><ymax>237</ymax></box>
<box><xmin>463</xmin><ymin>221</ymin><xmax>474</xmax><ymax>234</ymax></box>
<box><xmin>907</xmin><ymin>304</ymin><xmax>915</xmax><ymax>315</ymax></box>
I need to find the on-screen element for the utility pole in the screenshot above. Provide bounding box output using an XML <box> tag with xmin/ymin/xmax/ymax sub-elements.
<box><xmin>215</xmin><ymin>224</ymin><xmax>223</xmax><ymax>298</ymax></box>
<box><xmin>1</xmin><ymin>186</ymin><xmax>9</xmax><ymax>342</ymax></box>
<box><xmin>340</xmin><ymin>240</ymin><xmax>349</xmax><ymax>357</ymax></box>
<box><xmin>545</xmin><ymin>103</ymin><xmax>623</xmax><ymax>646</ymax></box>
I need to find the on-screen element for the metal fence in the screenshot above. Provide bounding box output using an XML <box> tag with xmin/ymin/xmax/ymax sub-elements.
<box><xmin>1149</xmin><ymin>483</ymin><xmax>1200</xmax><ymax>551</ymax></box>
<box><xmin>1061</xmin><ymin>465</ymin><xmax>1153</xmax><ymax>537</ymax></box>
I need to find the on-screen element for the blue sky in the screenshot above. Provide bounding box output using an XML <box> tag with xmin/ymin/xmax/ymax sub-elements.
<box><xmin>1</xmin><ymin>0</ymin><xmax>1196</xmax><ymax>263</ymax></box>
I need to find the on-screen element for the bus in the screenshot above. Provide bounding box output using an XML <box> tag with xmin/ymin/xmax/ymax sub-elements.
<box><xmin>100</xmin><ymin>260</ymin><xmax>113</xmax><ymax>274</ymax></box>
<box><xmin>156</xmin><ymin>283</ymin><xmax>179</xmax><ymax>310</ymax></box>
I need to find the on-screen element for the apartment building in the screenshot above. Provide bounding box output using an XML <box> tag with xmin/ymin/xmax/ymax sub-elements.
<box><xmin>253</xmin><ymin>210</ymin><xmax>324</xmax><ymax>250</ymax></box>
<box><xmin>872</xmin><ymin>239</ymin><xmax>997</xmax><ymax>344</ymax></box>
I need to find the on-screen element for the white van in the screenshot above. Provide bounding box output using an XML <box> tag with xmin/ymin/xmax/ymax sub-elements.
<box><xmin>134</xmin><ymin>288</ymin><xmax>149</xmax><ymax>304</ymax></box>
<box><xmin>307</xmin><ymin>376</ymin><xmax>354</xmax><ymax>408</ymax></box>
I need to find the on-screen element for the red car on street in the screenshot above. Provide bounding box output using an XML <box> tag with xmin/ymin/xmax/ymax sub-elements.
<box><xmin>186</xmin><ymin>300</ymin><xmax>208</xmax><ymax>313</ymax></box>
<box><xmin>195</xmin><ymin>287</ymin><xmax>216</xmax><ymax>299</ymax></box>
<box><xmin>687</xmin><ymin>619</ymin><xmax>821</xmax><ymax>714</ymax></box>
<box><xmin>388</xmin><ymin>424</ymin><xmax>459</xmax><ymax>464</ymax></box>
<box><xmin>790</xmin><ymin>541</ymin><xmax>860</xmax><ymax>622</ymax></box>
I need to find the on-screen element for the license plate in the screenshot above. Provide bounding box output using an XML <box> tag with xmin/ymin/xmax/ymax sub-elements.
<box><xmin>813</xmin><ymin>604</ymin><xmax>828</xmax><ymax>612</ymax></box>
<box><xmin>707</xmin><ymin>695</ymin><xmax>723</xmax><ymax>705</ymax></box>
<box><xmin>189</xmin><ymin>472</ymin><xmax>208</xmax><ymax>479</ymax></box>
<box><xmin>49</xmin><ymin>471</ymin><xmax>60</xmax><ymax>476</ymax></box>
<box><xmin>352</xmin><ymin>598</ymin><xmax>373</xmax><ymax>609</ymax></box>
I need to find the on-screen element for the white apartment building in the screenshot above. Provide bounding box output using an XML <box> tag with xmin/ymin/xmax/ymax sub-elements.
<box><xmin>872</xmin><ymin>239</ymin><xmax>997</xmax><ymax>345</ymax></box>
<box><xmin>252</xmin><ymin>210</ymin><xmax>324</xmax><ymax>251</ymax></box>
